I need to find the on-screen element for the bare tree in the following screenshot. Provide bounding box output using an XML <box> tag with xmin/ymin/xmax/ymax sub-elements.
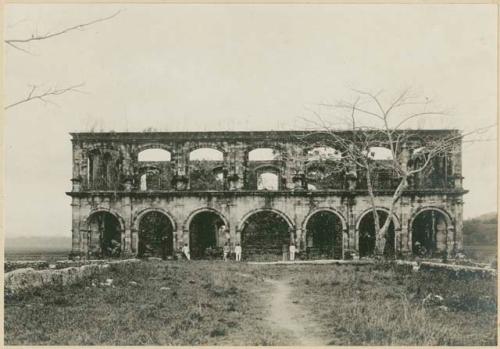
<box><xmin>5</xmin><ymin>10</ymin><xmax>120</xmax><ymax>110</ymax></box>
<box><xmin>300</xmin><ymin>89</ymin><xmax>494</xmax><ymax>257</ymax></box>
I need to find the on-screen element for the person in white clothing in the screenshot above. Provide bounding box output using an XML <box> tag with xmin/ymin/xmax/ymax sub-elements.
<box><xmin>223</xmin><ymin>242</ymin><xmax>230</xmax><ymax>261</ymax></box>
<box><xmin>234</xmin><ymin>243</ymin><xmax>242</xmax><ymax>261</ymax></box>
<box><xmin>181</xmin><ymin>243</ymin><xmax>190</xmax><ymax>260</ymax></box>
<box><xmin>289</xmin><ymin>243</ymin><xmax>296</xmax><ymax>261</ymax></box>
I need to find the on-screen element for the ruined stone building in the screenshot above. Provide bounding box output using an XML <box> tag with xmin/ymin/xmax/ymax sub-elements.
<box><xmin>67</xmin><ymin>130</ymin><xmax>466</xmax><ymax>260</ymax></box>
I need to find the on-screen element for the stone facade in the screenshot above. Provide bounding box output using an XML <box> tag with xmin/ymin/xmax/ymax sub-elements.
<box><xmin>67</xmin><ymin>130</ymin><xmax>467</xmax><ymax>260</ymax></box>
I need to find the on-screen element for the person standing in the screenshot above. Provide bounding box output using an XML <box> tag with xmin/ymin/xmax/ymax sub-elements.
<box><xmin>182</xmin><ymin>243</ymin><xmax>190</xmax><ymax>260</ymax></box>
<box><xmin>289</xmin><ymin>243</ymin><xmax>296</xmax><ymax>261</ymax></box>
<box><xmin>223</xmin><ymin>242</ymin><xmax>230</xmax><ymax>261</ymax></box>
<box><xmin>235</xmin><ymin>243</ymin><xmax>242</xmax><ymax>262</ymax></box>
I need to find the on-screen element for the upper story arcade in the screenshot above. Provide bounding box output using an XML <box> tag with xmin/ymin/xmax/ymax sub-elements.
<box><xmin>68</xmin><ymin>129</ymin><xmax>465</xmax><ymax>195</ymax></box>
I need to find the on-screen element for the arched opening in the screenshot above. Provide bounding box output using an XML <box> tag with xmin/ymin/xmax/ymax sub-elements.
<box><xmin>306</xmin><ymin>146</ymin><xmax>342</xmax><ymax>161</ymax></box>
<box><xmin>189</xmin><ymin>148</ymin><xmax>225</xmax><ymax>190</ymax></box>
<box><xmin>138</xmin><ymin>148</ymin><xmax>171</xmax><ymax>162</ymax></box>
<box><xmin>241</xmin><ymin>211</ymin><xmax>292</xmax><ymax>260</ymax></box>
<box><xmin>248</xmin><ymin>148</ymin><xmax>279</xmax><ymax>161</ymax></box>
<box><xmin>368</xmin><ymin>147</ymin><xmax>393</xmax><ymax>160</ymax></box>
<box><xmin>136</xmin><ymin>149</ymin><xmax>173</xmax><ymax>191</ymax></box>
<box><xmin>87</xmin><ymin>211</ymin><xmax>122</xmax><ymax>258</ymax></box>
<box><xmin>305</xmin><ymin>147</ymin><xmax>344</xmax><ymax>190</ymax></box>
<box><xmin>358</xmin><ymin>210</ymin><xmax>395</xmax><ymax>257</ymax></box>
<box><xmin>257</xmin><ymin>171</ymin><xmax>279</xmax><ymax>190</ymax></box>
<box><xmin>189</xmin><ymin>148</ymin><xmax>223</xmax><ymax>161</ymax></box>
<box><xmin>412</xmin><ymin>209</ymin><xmax>449</xmax><ymax>257</ymax></box>
<box><xmin>189</xmin><ymin>211</ymin><xmax>226</xmax><ymax>259</ymax></box>
<box><xmin>305</xmin><ymin>211</ymin><xmax>343</xmax><ymax>259</ymax></box>
<box><xmin>138</xmin><ymin>211</ymin><xmax>174</xmax><ymax>259</ymax></box>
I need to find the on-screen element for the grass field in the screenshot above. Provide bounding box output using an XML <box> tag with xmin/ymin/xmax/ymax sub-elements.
<box><xmin>4</xmin><ymin>260</ymin><xmax>497</xmax><ymax>345</ymax></box>
<box><xmin>463</xmin><ymin>245</ymin><xmax>497</xmax><ymax>264</ymax></box>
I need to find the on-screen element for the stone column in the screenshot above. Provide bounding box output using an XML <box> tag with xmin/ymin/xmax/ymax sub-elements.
<box><xmin>70</xmin><ymin>197</ymin><xmax>81</xmax><ymax>259</ymax></box>
<box><xmin>342</xmin><ymin>229</ymin><xmax>348</xmax><ymax>259</ymax></box>
<box><xmin>183</xmin><ymin>229</ymin><xmax>190</xmax><ymax>247</ymax></box>
<box><xmin>447</xmin><ymin>226</ymin><xmax>455</xmax><ymax>257</ymax></box>
<box><xmin>173</xmin><ymin>144</ymin><xmax>189</xmax><ymax>190</ymax></box>
<box><xmin>295</xmin><ymin>228</ymin><xmax>304</xmax><ymax>251</ymax></box>
<box><xmin>454</xmin><ymin>200</ymin><xmax>464</xmax><ymax>253</ymax></box>
<box><xmin>346</xmin><ymin>198</ymin><xmax>357</xmax><ymax>253</ymax></box>
<box><xmin>121</xmin><ymin>196</ymin><xmax>133</xmax><ymax>256</ymax></box>
<box><xmin>131</xmin><ymin>228</ymin><xmax>139</xmax><ymax>254</ymax></box>
<box><xmin>399</xmin><ymin>202</ymin><xmax>411</xmax><ymax>257</ymax></box>
<box><xmin>81</xmin><ymin>228</ymin><xmax>89</xmax><ymax>260</ymax></box>
<box><xmin>172</xmin><ymin>230</ymin><xmax>182</xmax><ymax>250</ymax></box>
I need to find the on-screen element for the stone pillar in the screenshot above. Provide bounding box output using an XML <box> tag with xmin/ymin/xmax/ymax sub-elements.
<box><xmin>121</xmin><ymin>196</ymin><xmax>133</xmax><ymax>256</ymax></box>
<box><xmin>70</xmin><ymin>197</ymin><xmax>81</xmax><ymax>259</ymax></box>
<box><xmin>454</xmin><ymin>200</ymin><xmax>464</xmax><ymax>253</ymax></box>
<box><xmin>183</xmin><ymin>229</ymin><xmax>190</xmax><ymax>248</ymax></box>
<box><xmin>295</xmin><ymin>228</ymin><xmax>304</xmax><ymax>251</ymax></box>
<box><xmin>399</xmin><ymin>202</ymin><xmax>411</xmax><ymax>257</ymax></box>
<box><xmin>452</xmin><ymin>140</ymin><xmax>463</xmax><ymax>188</ymax></box>
<box><xmin>174</xmin><ymin>144</ymin><xmax>189</xmax><ymax>190</ymax></box>
<box><xmin>447</xmin><ymin>226</ymin><xmax>455</xmax><ymax>256</ymax></box>
<box><xmin>131</xmin><ymin>228</ymin><xmax>139</xmax><ymax>254</ymax></box>
<box><xmin>81</xmin><ymin>228</ymin><xmax>89</xmax><ymax>260</ymax></box>
<box><xmin>342</xmin><ymin>229</ymin><xmax>348</xmax><ymax>259</ymax></box>
<box><xmin>235</xmin><ymin>228</ymin><xmax>242</xmax><ymax>245</ymax></box>
<box><xmin>346</xmin><ymin>197</ymin><xmax>357</xmax><ymax>253</ymax></box>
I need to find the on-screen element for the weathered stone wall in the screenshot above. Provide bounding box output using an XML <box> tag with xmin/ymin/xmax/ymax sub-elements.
<box><xmin>70</xmin><ymin>191</ymin><xmax>463</xmax><ymax>258</ymax></box>
<box><xmin>68</xmin><ymin>130</ymin><xmax>466</xmax><ymax>259</ymax></box>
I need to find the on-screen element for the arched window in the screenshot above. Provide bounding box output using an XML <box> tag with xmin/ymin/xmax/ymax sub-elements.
<box><xmin>138</xmin><ymin>148</ymin><xmax>171</xmax><ymax>162</ymax></box>
<box><xmin>257</xmin><ymin>172</ymin><xmax>279</xmax><ymax>190</ymax></box>
<box><xmin>248</xmin><ymin>148</ymin><xmax>279</xmax><ymax>161</ymax></box>
<box><xmin>306</xmin><ymin>147</ymin><xmax>342</xmax><ymax>161</ymax></box>
<box><xmin>189</xmin><ymin>148</ymin><xmax>223</xmax><ymax>161</ymax></box>
<box><xmin>189</xmin><ymin>148</ymin><xmax>225</xmax><ymax>190</ymax></box>
<box><xmin>367</xmin><ymin>147</ymin><xmax>393</xmax><ymax>160</ymax></box>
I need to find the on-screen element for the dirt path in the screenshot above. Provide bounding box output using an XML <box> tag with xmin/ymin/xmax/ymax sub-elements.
<box><xmin>265</xmin><ymin>278</ymin><xmax>327</xmax><ymax>345</ymax></box>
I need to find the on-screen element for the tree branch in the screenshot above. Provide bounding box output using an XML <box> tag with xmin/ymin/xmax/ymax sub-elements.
<box><xmin>5</xmin><ymin>10</ymin><xmax>121</xmax><ymax>53</ymax></box>
<box><xmin>5</xmin><ymin>83</ymin><xmax>86</xmax><ymax>110</ymax></box>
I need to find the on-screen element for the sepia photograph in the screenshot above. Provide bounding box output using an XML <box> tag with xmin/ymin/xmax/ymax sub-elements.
<box><xmin>3</xmin><ymin>3</ymin><xmax>498</xmax><ymax>346</ymax></box>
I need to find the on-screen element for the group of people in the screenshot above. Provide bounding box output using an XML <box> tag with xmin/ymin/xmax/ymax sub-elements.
<box><xmin>180</xmin><ymin>242</ymin><xmax>242</xmax><ymax>261</ymax></box>
<box><xmin>180</xmin><ymin>241</ymin><xmax>298</xmax><ymax>261</ymax></box>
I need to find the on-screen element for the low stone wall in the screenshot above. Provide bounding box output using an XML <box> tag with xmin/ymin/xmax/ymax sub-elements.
<box><xmin>419</xmin><ymin>261</ymin><xmax>496</xmax><ymax>278</ymax></box>
<box><xmin>394</xmin><ymin>260</ymin><xmax>496</xmax><ymax>278</ymax></box>
<box><xmin>54</xmin><ymin>259</ymin><xmax>108</xmax><ymax>269</ymax></box>
<box><xmin>4</xmin><ymin>259</ymin><xmax>140</xmax><ymax>294</ymax></box>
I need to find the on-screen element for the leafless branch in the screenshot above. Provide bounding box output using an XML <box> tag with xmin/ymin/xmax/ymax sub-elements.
<box><xmin>5</xmin><ymin>10</ymin><xmax>121</xmax><ymax>53</ymax></box>
<box><xmin>5</xmin><ymin>83</ymin><xmax>86</xmax><ymax>110</ymax></box>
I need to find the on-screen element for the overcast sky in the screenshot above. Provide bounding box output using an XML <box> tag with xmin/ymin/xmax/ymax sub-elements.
<box><xmin>4</xmin><ymin>4</ymin><xmax>497</xmax><ymax>238</ymax></box>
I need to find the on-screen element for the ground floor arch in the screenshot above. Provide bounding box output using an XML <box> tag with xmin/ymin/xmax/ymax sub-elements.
<box><xmin>87</xmin><ymin>211</ymin><xmax>122</xmax><ymax>258</ymax></box>
<box><xmin>188</xmin><ymin>209</ymin><xmax>227</xmax><ymax>259</ymax></box>
<box><xmin>304</xmin><ymin>210</ymin><xmax>344</xmax><ymax>259</ymax></box>
<box><xmin>240</xmin><ymin>209</ymin><xmax>293</xmax><ymax>260</ymax></box>
<box><xmin>411</xmin><ymin>208</ymin><xmax>451</xmax><ymax>257</ymax></box>
<box><xmin>357</xmin><ymin>209</ymin><xmax>396</xmax><ymax>258</ymax></box>
<box><xmin>138</xmin><ymin>211</ymin><xmax>174</xmax><ymax>259</ymax></box>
